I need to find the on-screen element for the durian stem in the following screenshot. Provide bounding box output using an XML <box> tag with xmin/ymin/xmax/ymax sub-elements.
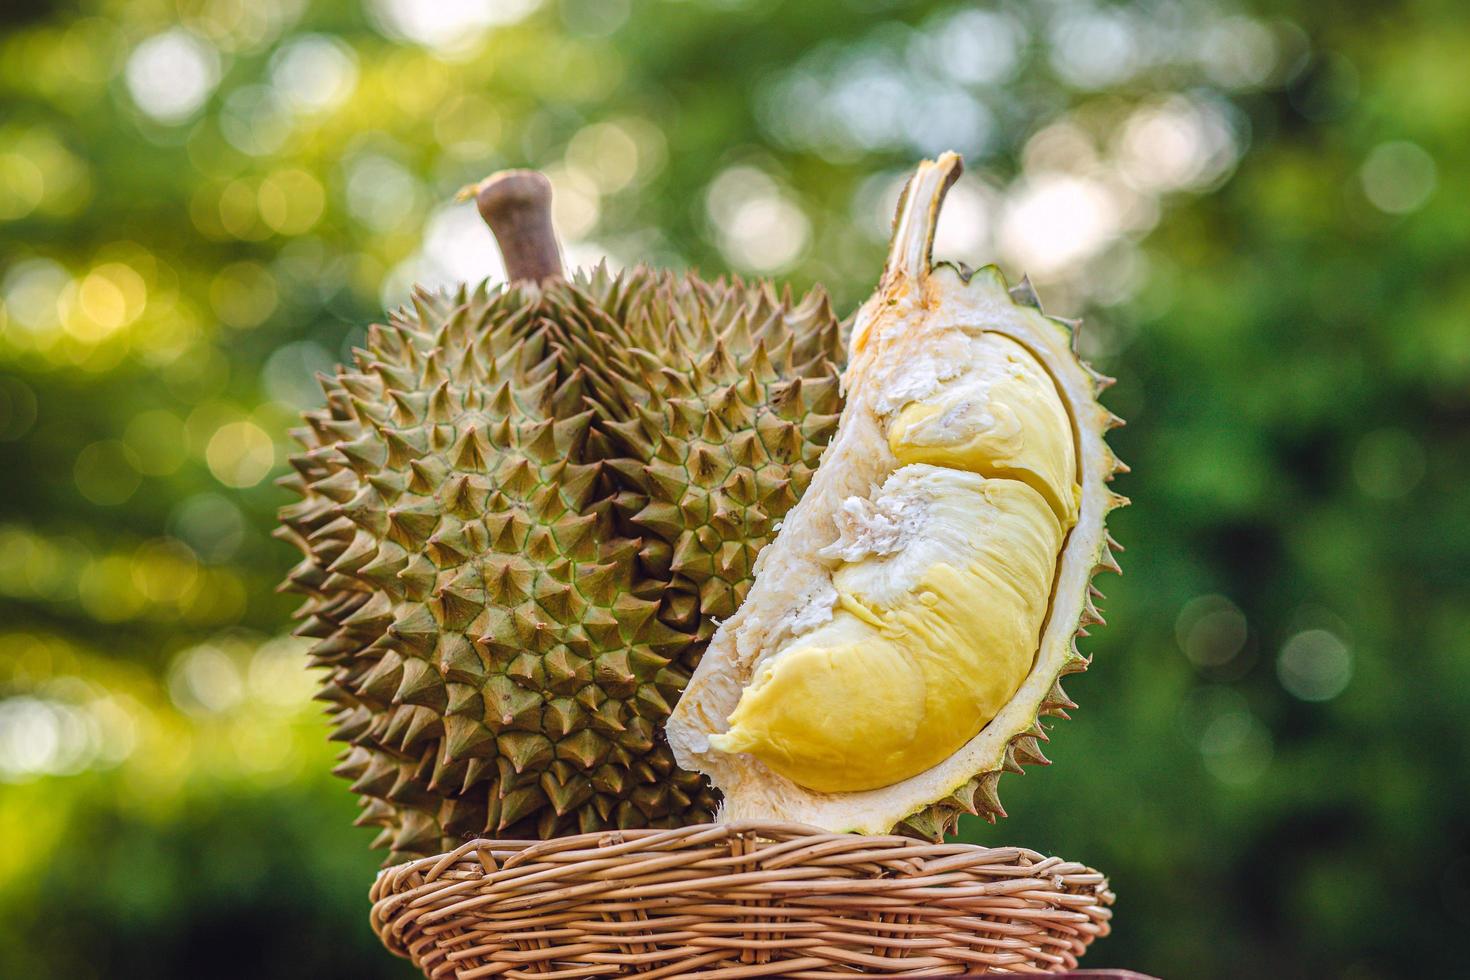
<box><xmin>473</xmin><ymin>170</ymin><xmax>564</xmax><ymax>283</ymax></box>
<box><xmin>886</xmin><ymin>151</ymin><xmax>962</xmax><ymax>284</ymax></box>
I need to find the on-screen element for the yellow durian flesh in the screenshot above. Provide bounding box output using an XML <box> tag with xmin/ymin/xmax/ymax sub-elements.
<box><xmin>887</xmin><ymin>333</ymin><xmax>1080</xmax><ymax>525</ymax></box>
<box><xmin>707</xmin><ymin>336</ymin><xmax>1079</xmax><ymax>793</ymax></box>
<box><xmin>708</xmin><ymin>467</ymin><xmax>1064</xmax><ymax>791</ymax></box>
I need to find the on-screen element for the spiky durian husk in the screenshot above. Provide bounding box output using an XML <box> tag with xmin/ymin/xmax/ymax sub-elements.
<box><xmin>277</xmin><ymin>267</ymin><xmax>843</xmax><ymax>864</ymax></box>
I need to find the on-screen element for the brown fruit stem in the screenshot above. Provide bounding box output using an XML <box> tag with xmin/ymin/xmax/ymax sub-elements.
<box><xmin>471</xmin><ymin>170</ymin><xmax>564</xmax><ymax>283</ymax></box>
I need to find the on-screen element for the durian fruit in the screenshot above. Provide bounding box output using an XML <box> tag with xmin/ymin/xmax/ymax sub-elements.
<box><xmin>277</xmin><ymin>172</ymin><xmax>845</xmax><ymax>863</ymax></box>
<box><xmin>666</xmin><ymin>152</ymin><xmax>1127</xmax><ymax>839</ymax></box>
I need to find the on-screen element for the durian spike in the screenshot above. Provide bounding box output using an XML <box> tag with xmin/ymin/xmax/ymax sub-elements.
<box><xmin>468</xmin><ymin>169</ymin><xmax>564</xmax><ymax>283</ymax></box>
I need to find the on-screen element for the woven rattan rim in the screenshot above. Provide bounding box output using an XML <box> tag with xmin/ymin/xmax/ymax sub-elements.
<box><xmin>370</xmin><ymin>820</ymin><xmax>1113</xmax><ymax>977</ymax></box>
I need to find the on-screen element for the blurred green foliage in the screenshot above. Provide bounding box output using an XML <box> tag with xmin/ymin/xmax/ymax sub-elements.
<box><xmin>1</xmin><ymin>0</ymin><xmax>1467</xmax><ymax>977</ymax></box>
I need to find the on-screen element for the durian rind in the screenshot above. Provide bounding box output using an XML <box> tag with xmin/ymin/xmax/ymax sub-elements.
<box><xmin>280</xmin><ymin>266</ymin><xmax>845</xmax><ymax>862</ymax></box>
<box><xmin>666</xmin><ymin>153</ymin><xmax>1126</xmax><ymax>838</ymax></box>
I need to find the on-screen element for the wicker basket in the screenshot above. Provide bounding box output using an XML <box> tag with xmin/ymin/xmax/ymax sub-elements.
<box><xmin>370</xmin><ymin>820</ymin><xmax>1113</xmax><ymax>977</ymax></box>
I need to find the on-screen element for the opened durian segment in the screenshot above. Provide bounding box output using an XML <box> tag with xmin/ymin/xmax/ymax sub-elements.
<box><xmin>706</xmin><ymin>334</ymin><xmax>1078</xmax><ymax>792</ymax></box>
<box><xmin>667</xmin><ymin>151</ymin><xmax>1126</xmax><ymax>836</ymax></box>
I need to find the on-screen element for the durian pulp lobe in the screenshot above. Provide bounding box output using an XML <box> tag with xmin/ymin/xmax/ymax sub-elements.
<box><xmin>886</xmin><ymin>333</ymin><xmax>1079</xmax><ymax>525</ymax></box>
<box><xmin>708</xmin><ymin>471</ymin><xmax>1063</xmax><ymax>792</ymax></box>
<box><xmin>707</xmin><ymin>336</ymin><xmax>1079</xmax><ymax>794</ymax></box>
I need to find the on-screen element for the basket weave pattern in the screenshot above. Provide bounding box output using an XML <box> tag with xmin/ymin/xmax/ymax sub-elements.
<box><xmin>370</xmin><ymin>821</ymin><xmax>1113</xmax><ymax>977</ymax></box>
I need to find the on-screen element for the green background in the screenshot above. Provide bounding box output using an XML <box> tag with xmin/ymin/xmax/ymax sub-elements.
<box><xmin>2</xmin><ymin>1</ymin><xmax>1467</xmax><ymax>977</ymax></box>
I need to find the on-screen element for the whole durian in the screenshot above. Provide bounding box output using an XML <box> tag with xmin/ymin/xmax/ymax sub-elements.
<box><xmin>666</xmin><ymin>152</ymin><xmax>1128</xmax><ymax>839</ymax></box>
<box><xmin>277</xmin><ymin>173</ymin><xmax>845</xmax><ymax>863</ymax></box>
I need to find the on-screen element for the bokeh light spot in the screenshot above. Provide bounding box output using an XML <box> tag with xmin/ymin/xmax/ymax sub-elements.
<box><xmin>560</xmin><ymin>0</ymin><xmax>630</xmax><ymax>37</ymax></box>
<box><xmin>168</xmin><ymin>643</ymin><xmax>244</xmax><ymax>716</ymax></box>
<box><xmin>932</xmin><ymin>177</ymin><xmax>995</xmax><ymax>263</ymax></box>
<box><xmin>999</xmin><ymin>174</ymin><xmax>1120</xmax><ymax>277</ymax></box>
<box><xmin>0</xmin><ymin>152</ymin><xmax>45</xmax><ymax>221</ymax></box>
<box><xmin>2</xmin><ymin>259</ymin><xmax>69</xmax><ymax>334</ymax></box>
<box><xmin>425</xmin><ymin>202</ymin><xmax>507</xmax><ymax>284</ymax></box>
<box><xmin>705</xmin><ymin>166</ymin><xmax>810</xmax><ymax>274</ymax></box>
<box><xmin>248</xmin><ymin>636</ymin><xmax>315</xmax><ymax>708</ymax></box>
<box><xmin>218</xmin><ymin>179</ymin><xmax>271</xmax><ymax>241</ymax></box>
<box><xmin>219</xmin><ymin>85</ymin><xmax>293</xmax><ymax>157</ymax></box>
<box><xmin>131</xmin><ymin>539</ymin><xmax>201</xmax><ymax>605</ymax></box>
<box><xmin>74</xmin><ymin>440</ymin><xmax>142</xmax><ymax>506</ymax></box>
<box><xmin>169</xmin><ymin>493</ymin><xmax>248</xmax><ymax>563</ymax></box>
<box><xmin>209</xmin><ymin>262</ymin><xmax>279</xmax><ymax>329</ymax></box>
<box><xmin>86</xmin><ymin>263</ymin><xmax>147</xmax><ymax>325</ymax></box>
<box><xmin>1199</xmin><ymin>709</ymin><xmax>1273</xmax><ymax>785</ymax></box>
<box><xmin>124</xmin><ymin>29</ymin><xmax>221</xmax><ymax>124</ymax></box>
<box><xmin>1277</xmin><ymin>629</ymin><xmax>1353</xmax><ymax>702</ymax></box>
<box><xmin>1175</xmin><ymin>594</ymin><xmax>1249</xmax><ymax>670</ymax></box>
<box><xmin>268</xmin><ymin>34</ymin><xmax>358</xmax><ymax>115</ymax></box>
<box><xmin>546</xmin><ymin>165</ymin><xmax>602</xmax><ymax>241</ymax></box>
<box><xmin>205</xmin><ymin>420</ymin><xmax>276</xmax><ymax>488</ymax></box>
<box><xmin>0</xmin><ymin>697</ymin><xmax>101</xmax><ymax>781</ymax></box>
<box><xmin>258</xmin><ymin>169</ymin><xmax>325</xmax><ymax>235</ymax></box>
<box><xmin>1048</xmin><ymin>9</ymin><xmax>1139</xmax><ymax>90</ymax></box>
<box><xmin>1360</xmin><ymin>141</ymin><xmax>1437</xmax><ymax>214</ymax></box>
<box><xmin>346</xmin><ymin>154</ymin><xmax>421</xmax><ymax>232</ymax></box>
<box><xmin>385</xmin><ymin>203</ymin><xmax>506</xmax><ymax>308</ymax></box>
<box><xmin>566</xmin><ymin>122</ymin><xmax>641</xmax><ymax>194</ymax></box>
<box><xmin>370</xmin><ymin>0</ymin><xmax>543</xmax><ymax>53</ymax></box>
<box><xmin>925</xmin><ymin>8</ymin><xmax>1026</xmax><ymax>86</ymax></box>
<box><xmin>1200</xmin><ymin>16</ymin><xmax>1279</xmax><ymax>90</ymax></box>
<box><xmin>61</xmin><ymin>263</ymin><xmax>148</xmax><ymax>343</ymax></box>
<box><xmin>1115</xmin><ymin>96</ymin><xmax>1242</xmax><ymax>193</ymax></box>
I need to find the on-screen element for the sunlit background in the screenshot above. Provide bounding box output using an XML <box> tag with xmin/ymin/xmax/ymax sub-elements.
<box><xmin>1</xmin><ymin>0</ymin><xmax>1467</xmax><ymax>977</ymax></box>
